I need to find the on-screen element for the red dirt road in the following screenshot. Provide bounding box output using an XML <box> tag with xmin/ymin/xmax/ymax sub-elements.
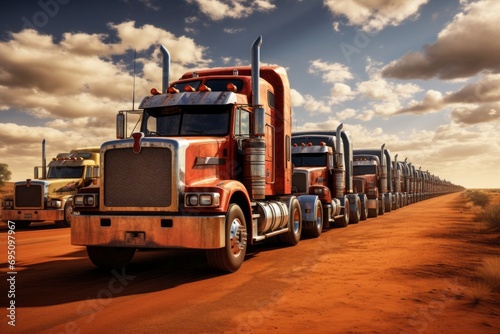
<box><xmin>1</xmin><ymin>192</ymin><xmax>499</xmax><ymax>334</ymax></box>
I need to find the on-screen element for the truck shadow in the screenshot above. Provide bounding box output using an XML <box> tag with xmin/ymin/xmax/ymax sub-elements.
<box><xmin>0</xmin><ymin>235</ymin><xmax>311</xmax><ymax>308</ymax></box>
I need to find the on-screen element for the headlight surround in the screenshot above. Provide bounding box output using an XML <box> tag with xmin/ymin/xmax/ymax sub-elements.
<box><xmin>73</xmin><ymin>194</ymin><xmax>98</xmax><ymax>207</ymax></box>
<box><xmin>184</xmin><ymin>193</ymin><xmax>220</xmax><ymax>207</ymax></box>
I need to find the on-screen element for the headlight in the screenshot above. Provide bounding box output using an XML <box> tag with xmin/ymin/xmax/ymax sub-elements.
<box><xmin>47</xmin><ymin>199</ymin><xmax>62</xmax><ymax>208</ymax></box>
<box><xmin>73</xmin><ymin>194</ymin><xmax>98</xmax><ymax>207</ymax></box>
<box><xmin>74</xmin><ymin>195</ymin><xmax>84</xmax><ymax>206</ymax></box>
<box><xmin>2</xmin><ymin>200</ymin><xmax>14</xmax><ymax>209</ymax></box>
<box><xmin>313</xmin><ymin>188</ymin><xmax>324</xmax><ymax>195</ymax></box>
<box><xmin>187</xmin><ymin>195</ymin><xmax>198</xmax><ymax>206</ymax></box>
<box><xmin>185</xmin><ymin>193</ymin><xmax>220</xmax><ymax>207</ymax></box>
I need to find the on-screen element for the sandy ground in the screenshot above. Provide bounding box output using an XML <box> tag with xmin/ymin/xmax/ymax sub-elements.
<box><xmin>0</xmin><ymin>191</ymin><xmax>499</xmax><ymax>334</ymax></box>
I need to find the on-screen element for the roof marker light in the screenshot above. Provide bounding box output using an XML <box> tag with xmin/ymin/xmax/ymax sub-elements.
<box><xmin>150</xmin><ymin>88</ymin><xmax>161</xmax><ymax>95</ymax></box>
<box><xmin>185</xmin><ymin>85</ymin><xmax>196</xmax><ymax>92</ymax></box>
<box><xmin>167</xmin><ymin>86</ymin><xmax>179</xmax><ymax>94</ymax></box>
<box><xmin>199</xmin><ymin>84</ymin><xmax>212</xmax><ymax>92</ymax></box>
<box><xmin>227</xmin><ymin>83</ymin><xmax>237</xmax><ymax>92</ymax></box>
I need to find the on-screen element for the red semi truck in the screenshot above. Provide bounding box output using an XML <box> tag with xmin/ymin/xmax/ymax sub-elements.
<box><xmin>291</xmin><ymin>125</ymin><xmax>363</xmax><ymax>229</ymax></box>
<box><xmin>71</xmin><ymin>36</ymin><xmax>308</xmax><ymax>272</ymax></box>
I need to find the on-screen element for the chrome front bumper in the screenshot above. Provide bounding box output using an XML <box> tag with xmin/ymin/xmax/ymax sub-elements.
<box><xmin>71</xmin><ymin>214</ymin><xmax>226</xmax><ymax>249</ymax></box>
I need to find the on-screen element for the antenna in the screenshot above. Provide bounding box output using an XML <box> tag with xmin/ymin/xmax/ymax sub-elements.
<box><xmin>132</xmin><ymin>49</ymin><xmax>136</xmax><ymax>110</ymax></box>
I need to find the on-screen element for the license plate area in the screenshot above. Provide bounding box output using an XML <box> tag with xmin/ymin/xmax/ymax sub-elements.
<box><xmin>125</xmin><ymin>231</ymin><xmax>146</xmax><ymax>245</ymax></box>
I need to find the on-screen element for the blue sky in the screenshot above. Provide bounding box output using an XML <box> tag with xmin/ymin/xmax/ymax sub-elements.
<box><xmin>1</xmin><ymin>0</ymin><xmax>499</xmax><ymax>188</ymax></box>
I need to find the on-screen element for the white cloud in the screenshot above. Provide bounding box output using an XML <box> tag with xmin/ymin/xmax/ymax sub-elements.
<box><xmin>323</xmin><ymin>0</ymin><xmax>429</xmax><ymax>32</ymax></box>
<box><xmin>382</xmin><ymin>0</ymin><xmax>500</xmax><ymax>80</ymax></box>
<box><xmin>185</xmin><ymin>0</ymin><xmax>275</xmax><ymax>21</ymax></box>
<box><xmin>330</xmin><ymin>83</ymin><xmax>355</xmax><ymax>104</ymax></box>
<box><xmin>309</xmin><ymin>59</ymin><xmax>353</xmax><ymax>83</ymax></box>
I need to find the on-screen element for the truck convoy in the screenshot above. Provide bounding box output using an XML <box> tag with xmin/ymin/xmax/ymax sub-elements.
<box><xmin>1</xmin><ymin>141</ymin><xmax>99</xmax><ymax>228</ymax></box>
<box><xmin>69</xmin><ymin>36</ymin><xmax>464</xmax><ymax>273</ymax></box>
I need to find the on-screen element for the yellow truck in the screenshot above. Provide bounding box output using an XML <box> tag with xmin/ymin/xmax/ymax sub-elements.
<box><xmin>1</xmin><ymin>141</ymin><xmax>99</xmax><ymax>228</ymax></box>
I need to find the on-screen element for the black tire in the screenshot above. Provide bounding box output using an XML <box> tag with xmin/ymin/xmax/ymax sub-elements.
<box><xmin>335</xmin><ymin>198</ymin><xmax>350</xmax><ymax>227</ymax></box>
<box><xmin>385</xmin><ymin>194</ymin><xmax>392</xmax><ymax>213</ymax></box>
<box><xmin>206</xmin><ymin>204</ymin><xmax>247</xmax><ymax>273</ymax></box>
<box><xmin>379</xmin><ymin>196</ymin><xmax>385</xmax><ymax>216</ymax></box>
<box><xmin>55</xmin><ymin>199</ymin><xmax>73</xmax><ymax>228</ymax></box>
<box><xmin>278</xmin><ymin>198</ymin><xmax>302</xmax><ymax>246</ymax></box>
<box><xmin>303</xmin><ymin>200</ymin><xmax>323</xmax><ymax>238</ymax></box>
<box><xmin>87</xmin><ymin>246</ymin><xmax>136</xmax><ymax>270</ymax></box>
<box><xmin>349</xmin><ymin>196</ymin><xmax>361</xmax><ymax>224</ymax></box>
<box><xmin>360</xmin><ymin>196</ymin><xmax>368</xmax><ymax>221</ymax></box>
<box><xmin>368</xmin><ymin>204</ymin><xmax>379</xmax><ymax>218</ymax></box>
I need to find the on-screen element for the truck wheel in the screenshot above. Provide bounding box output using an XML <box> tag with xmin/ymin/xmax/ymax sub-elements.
<box><xmin>206</xmin><ymin>204</ymin><xmax>247</xmax><ymax>273</ymax></box>
<box><xmin>379</xmin><ymin>197</ymin><xmax>385</xmax><ymax>216</ymax></box>
<box><xmin>368</xmin><ymin>206</ymin><xmax>378</xmax><ymax>218</ymax></box>
<box><xmin>303</xmin><ymin>200</ymin><xmax>323</xmax><ymax>238</ymax></box>
<box><xmin>360</xmin><ymin>196</ymin><xmax>368</xmax><ymax>221</ymax></box>
<box><xmin>335</xmin><ymin>198</ymin><xmax>350</xmax><ymax>228</ymax></box>
<box><xmin>349</xmin><ymin>196</ymin><xmax>361</xmax><ymax>224</ymax></box>
<box><xmin>87</xmin><ymin>246</ymin><xmax>136</xmax><ymax>270</ymax></box>
<box><xmin>385</xmin><ymin>194</ymin><xmax>392</xmax><ymax>213</ymax></box>
<box><xmin>278</xmin><ymin>198</ymin><xmax>302</xmax><ymax>246</ymax></box>
<box><xmin>55</xmin><ymin>200</ymin><xmax>73</xmax><ymax>228</ymax></box>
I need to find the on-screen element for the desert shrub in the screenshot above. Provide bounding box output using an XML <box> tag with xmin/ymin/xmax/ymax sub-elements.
<box><xmin>465</xmin><ymin>190</ymin><xmax>491</xmax><ymax>207</ymax></box>
<box><xmin>475</xmin><ymin>204</ymin><xmax>500</xmax><ymax>231</ymax></box>
<box><xmin>466</xmin><ymin>257</ymin><xmax>500</xmax><ymax>304</ymax></box>
<box><xmin>477</xmin><ymin>257</ymin><xmax>500</xmax><ymax>288</ymax></box>
<box><xmin>467</xmin><ymin>281</ymin><xmax>492</xmax><ymax>304</ymax></box>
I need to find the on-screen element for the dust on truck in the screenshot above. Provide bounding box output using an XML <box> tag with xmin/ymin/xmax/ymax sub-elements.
<box><xmin>71</xmin><ymin>36</ymin><xmax>304</xmax><ymax>273</ymax></box>
<box><xmin>1</xmin><ymin>142</ymin><xmax>99</xmax><ymax>228</ymax></box>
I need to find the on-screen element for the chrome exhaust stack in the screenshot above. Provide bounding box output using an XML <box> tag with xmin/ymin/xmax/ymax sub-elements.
<box><xmin>380</xmin><ymin>144</ymin><xmax>387</xmax><ymax>194</ymax></box>
<box><xmin>244</xmin><ymin>36</ymin><xmax>265</xmax><ymax>199</ymax></box>
<box><xmin>160</xmin><ymin>45</ymin><xmax>170</xmax><ymax>93</ymax></box>
<box><xmin>334</xmin><ymin>123</ymin><xmax>345</xmax><ymax>199</ymax></box>
<box><xmin>251</xmin><ymin>36</ymin><xmax>264</xmax><ymax>137</ymax></box>
<box><xmin>42</xmin><ymin>139</ymin><xmax>47</xmax><ymax>179</ymax></box>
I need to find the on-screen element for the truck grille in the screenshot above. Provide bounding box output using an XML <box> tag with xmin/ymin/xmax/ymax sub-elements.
<box><xmin>104</xmin><ymin>147</ymin><xmax>173</xmax><ymax>208</ymax></box>
<box><xmin>15</xmin><ymin>184</ymin><xmax>43</xmax><ymax>208</ymax></box>
<box><xmin>292</xmin><ymin>171</ymin><xmax>308</xmax><ymax>194</ymax></box>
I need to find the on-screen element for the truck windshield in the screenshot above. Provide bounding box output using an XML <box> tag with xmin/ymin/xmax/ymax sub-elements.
<box><xmin>292</xmin><ymin>154</ymin><xmax>326</xmax><ymax>167</ymax></box>
<box><xmin>47</xmin><ymin>166</ymin><xmax>84</xmax><ymax>178</ymax></box>
<box><xmin>353</xmin><ymin>165</ymin><xmax>377</xmax><ymax>175</ymax></box>
<box><xmin>143</xmin><ymin>105</ymin><xmax>230</xmax><ymax>136</ymax></box>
